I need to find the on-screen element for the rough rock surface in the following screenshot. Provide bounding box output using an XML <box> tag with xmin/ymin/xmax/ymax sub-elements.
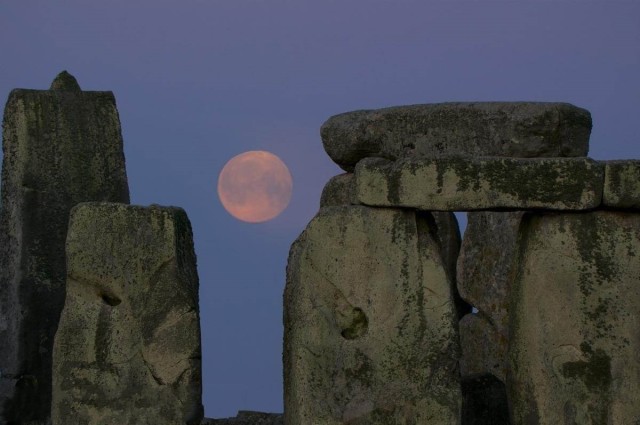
<box><xmin>355</xmin><ymin>156</ymin><xmax>603</xmax><ymax>211</ymax></box>
<box><xmin>284</xmin><ymin>205</ymin><xmax>461</xmax><ymax>424</ymax></box>
<box><xmin>456</xmin><ymin>211</ymin><xmax>524</xmax><ymax>381</ymax></box>
<box><xmin>321</xmin><ymin>102</ymin><xmax>591</xmax><ymax>171</ymax></box>
<box><xmin>509</xmin><ymin>211</ymin><xmax>640</xmax><ymax>423</ymax></box>
<box><xmin>320</xmin><ymin>173</ymin><xmax>468</xmax><ymax>319</ymax></box>
<box><xmin>202</xmin><ymin>411</ymin><xmax>283</xmax><ymax>424</ymax></box>
<box><xmin>52</xmin><ymin>203</ymin><xmax>202</xmax><ymax>425</ymax></box>
<box><xmin>319</xmin><ymin>173</ymin><xmax>356</xmax><ymax>207</ymax></box>
<box><xmin>458</xmin><ymin>314</ymin><xmax>503</xmax><ymax>382</ymax></box>
<box><xmin>0</xmin><ymin>72</ymin><xmax>129</xmax><ymax>424</ymax></box>
<box><xmin>603</xmin><ymin>160</ymin><xmax>640</xmax><ymax>209</ymax></box>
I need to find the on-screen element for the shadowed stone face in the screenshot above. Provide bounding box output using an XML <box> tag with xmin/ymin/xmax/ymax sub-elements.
<box><xmin>0</xmin><ymin>72</ymin><xmax>129</xmax><ymax>424</ymax></box>
<box><xmin>321</xmin><ymin>102</ymin><xmax>591</xmax><ymax>172</ymax></box>
<box><xmin>284</xmin><ymin>205</ymin><xmax>461</xmax><ymax>425</ymax></box>
<box><xmin>52</xmin><ymin>203</ymin><xmax>203</xmax><ymax>425</ymax></box>
<box><xmin>509</xmin><ymin>211</ymin><xmax>640</xmax><ymax>424</ymax></box>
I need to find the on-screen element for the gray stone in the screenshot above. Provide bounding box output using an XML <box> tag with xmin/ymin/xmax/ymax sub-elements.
<box><xmin>0</xmin><ymin>72</ymin><xmax>129</xmax><ymax>424</ymax></box>
<box><xmin>321</xmin><ymin>102</ymin><xmax>591</xmax><ymax>172</ymax></box>
<box><xmin>509</xmin><ymin>211</ymin><xmax>640</xmax><ymax>423</ymax></box>
<box><xmin>458</xmin><ymin>314</ymin><xmax>503</xmax><ymax>381</ymax></box>
<box><xmin>49</xmin><ymin>70</ymin><xmax>81</xmax><ymax>92</ymax></box>
<box><xmin>603</xmin><ymin>160</ymin><xmax>640</xmax><ymax>209</ymax></box>
<box><xmin>284</xmin><ymin>205</ymin><xmax>461</xmax><ymax>424</ymax></box>
<box><xmin>355</xmin><ymin>156</ymin><xmax>603</xmax><ymax>211</ymax></box>
<box><xmin>320</xmin><ymin>173</ymin><xmax>356</xmax><ymax>207</ymax></box>
<box><xmin>202</xmin><ymin>411</ymin><xmax>283</xmax><ymax>425</ymax></box>
<box><xmin>430</xmin><ymin>212</ymin><xmax>469</xmax><ymax>319</ymax></box>
<box><xmin>456</xmin><ymin>211</ymin><xmax>524</xmax><ymax>381</ymax></box>
<box><xmin>52</xmin><ymin>203</ymin><xmax>202</xmax><ymax>425</ymax></box>
<box><xmin>320</xmin><ymin>173</ymin><xmax>468</xmax><ymax>319</ymax></box>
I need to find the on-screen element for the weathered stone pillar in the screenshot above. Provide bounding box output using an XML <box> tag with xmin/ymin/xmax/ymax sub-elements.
<box><xmin>509</xmin><ymin>211</ymin><xmax>640</xmax><ymax>423</ymax></box>
<box><xmin>284</xmin><ymin>205</ymin><xmax>461</xmax><ymax>424</ymax></box>
<box><xmin>456</xmin><ymin>211</ymin><xmax>525</xmax><ymax>382</ymax></box>
<box><xmin>52</xmin><ymin>203</ymin><xmax>203</xmax><ymax>425</ymax></box>
<box><xmin>0</xmin><ymin>72</ymin><xmax>129</xmax><ymax>424</ymax></box>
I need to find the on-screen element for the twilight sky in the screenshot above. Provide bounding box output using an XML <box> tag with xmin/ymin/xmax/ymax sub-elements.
<box><xmin>1</xmin><ymin>1</ymin><xmax>639</xmax><ymax>419</ymax></box>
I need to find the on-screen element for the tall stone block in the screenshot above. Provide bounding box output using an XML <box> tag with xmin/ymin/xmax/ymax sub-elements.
<box><xmin>509</xmin><ymin>211</ymin><xmax>640</xmax><ymax>424</ymax></box>
<box><xmin>284</xmin><ymin>206</ymin><xmax>461</xmax><ymax>424</ymax></box>
<box><xmin>0</xmin><ymin>72</ymin><xmax>129</xmax><ymax>424</ymax></box>
<box><xmin>456</xmin><ymin>211</ymin><xmax>524</xmax><ymax>382</ymax></box>
<box><xmin>52</xmin><ymin>203</ymin><xmax>202</xmax><ymax>425</ymax></box>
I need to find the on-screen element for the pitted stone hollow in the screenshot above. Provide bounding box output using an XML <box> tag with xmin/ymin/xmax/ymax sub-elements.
<box><xmin>49</xmin><ymin>70</ymin><xmax>82</xmax><ymax>91</ymax></box>
<box><xmin>321</xmin><ymin>102</ymin><xmax>592</xmax><ymax>171</ymax></box>
<box><xmin>339</xmin><ymin>307</ymin><xmax>368</xmax><ymax>340</ymax></box>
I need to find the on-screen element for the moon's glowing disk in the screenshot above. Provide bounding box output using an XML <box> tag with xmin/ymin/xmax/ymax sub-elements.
<box><xmin>217</xmin><ymin>151</ymin><xmax>293</xmax><ymax>223</ymax></box>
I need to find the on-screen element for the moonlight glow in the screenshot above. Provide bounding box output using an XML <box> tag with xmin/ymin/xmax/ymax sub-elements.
<box><xmin>217</xmin><ymin>151</ymin><xmax>293</xmax><ymax>223</ymax></box>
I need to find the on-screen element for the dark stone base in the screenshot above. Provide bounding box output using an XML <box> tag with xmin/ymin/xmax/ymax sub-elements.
<box><xmin>203</xmin><ymin>411</ymin><xmax>283</xmax><ymax>425</ymax></box>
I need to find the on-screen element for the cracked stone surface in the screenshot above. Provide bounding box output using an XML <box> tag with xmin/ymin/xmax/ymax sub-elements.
<box><xmin>0</xmin><ymin>72</ymin><xmax>129</xmax><ymax>424</ymax></box>
<box><xmin>321</xmin><ymin>102</ymin><xmax>591</xmax><ymax>172</ymax></box>
<box><xmin>52</xmin><ymin>203</ymin><xmax>202</xmax><ymax>425</ymax></box>
<box><xmin>509</xmin><ymin>211</ymin><xmax>640</xmax><ymax>423</ymax></box>
<box><xmin>284</xmin><ymin>205</ymin><xmax>461</xmax><ymax>424</ymax></box>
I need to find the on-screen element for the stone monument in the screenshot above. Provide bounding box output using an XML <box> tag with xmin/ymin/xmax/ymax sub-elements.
<box><xmin>285</xmin><ymin>102</ymin><xmax>640</xmax><ymax>424</ymax></box>
<box><xmin>0</xmin><ymin>71</ymin><xmax>129</xmax><ymax>424</ymax></box>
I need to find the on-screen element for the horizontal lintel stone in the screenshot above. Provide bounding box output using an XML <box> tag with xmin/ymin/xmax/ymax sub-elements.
<box><xmin>321</xmin><ymin>102</ymin><xmax>592</xmax><ymax>172</ymax></box>
<box><xmin>355</xmin><ymin>156</ymin><xmax>604</xmax><ymax>211</ymax></box>
<box><xmin>603</xmin><ymin>160</ymin><xmax>640</xmax><ymax>209</ymax></box>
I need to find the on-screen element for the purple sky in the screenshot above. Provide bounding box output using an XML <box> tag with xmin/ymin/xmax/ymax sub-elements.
<box><xmin>1</xmin><ymin>1</ymin><xmax>639</xmax><ymax>418</ymax></box>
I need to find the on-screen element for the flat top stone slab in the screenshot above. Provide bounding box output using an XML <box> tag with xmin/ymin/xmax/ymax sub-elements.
<box><xmin>355</xmin><ymin>156</ymin><xmax>604</xmax><ymax>211</ymax></box>
<box><xmin>321</xmin><ymin>102</ymin><xmax>592</xmax><ymax>171</ymax></box>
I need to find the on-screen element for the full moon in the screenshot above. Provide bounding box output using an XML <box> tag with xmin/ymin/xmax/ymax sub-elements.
<box><xmin>217</xmin><ymin>150</ymin><xmax>293</xmax><ymax>223</ymax></box>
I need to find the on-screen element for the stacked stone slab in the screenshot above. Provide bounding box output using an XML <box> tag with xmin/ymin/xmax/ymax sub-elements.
<box><xmin>52</xmin><ymin>203</ymin><xmax>203</xmax><ymax>425</ymax></box>
<box><xmin>297</xmin><ymin>101</ymin><xmax>640</xmax><ymax>423</ymax></box>
<box><xmin>317</xmin><ymin>102</ymin><xmax>593</xmax><ymax>413</ymax></box>
<box><xmin>0</xmin><ymin>72</ymin><xmax>130</xmax><ymax>424</ymax></box>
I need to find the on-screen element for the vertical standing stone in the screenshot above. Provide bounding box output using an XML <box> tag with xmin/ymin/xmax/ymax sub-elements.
<box><xmin>0</xmin><ymin>72</ymin><xmax>129</xmax><ymax>424</ymax></box>
<box><xmin>509</xmin><ymin>211</ymin><xmax>640</xmax><ymax>423</ymax></box>
<box><xmin>284</xmin><ymin>205</ymin><xmax>461</xmax><ymax>424</ymax></box>
<box><xmin>52</xmin><ymin>203</ymin><xmax>203</xmax><ymax>425</ymax></box>
<box><xmin>456</xmin><ymin>211</ymin><xmax>524</xmax><ymax>382</ymax></box>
